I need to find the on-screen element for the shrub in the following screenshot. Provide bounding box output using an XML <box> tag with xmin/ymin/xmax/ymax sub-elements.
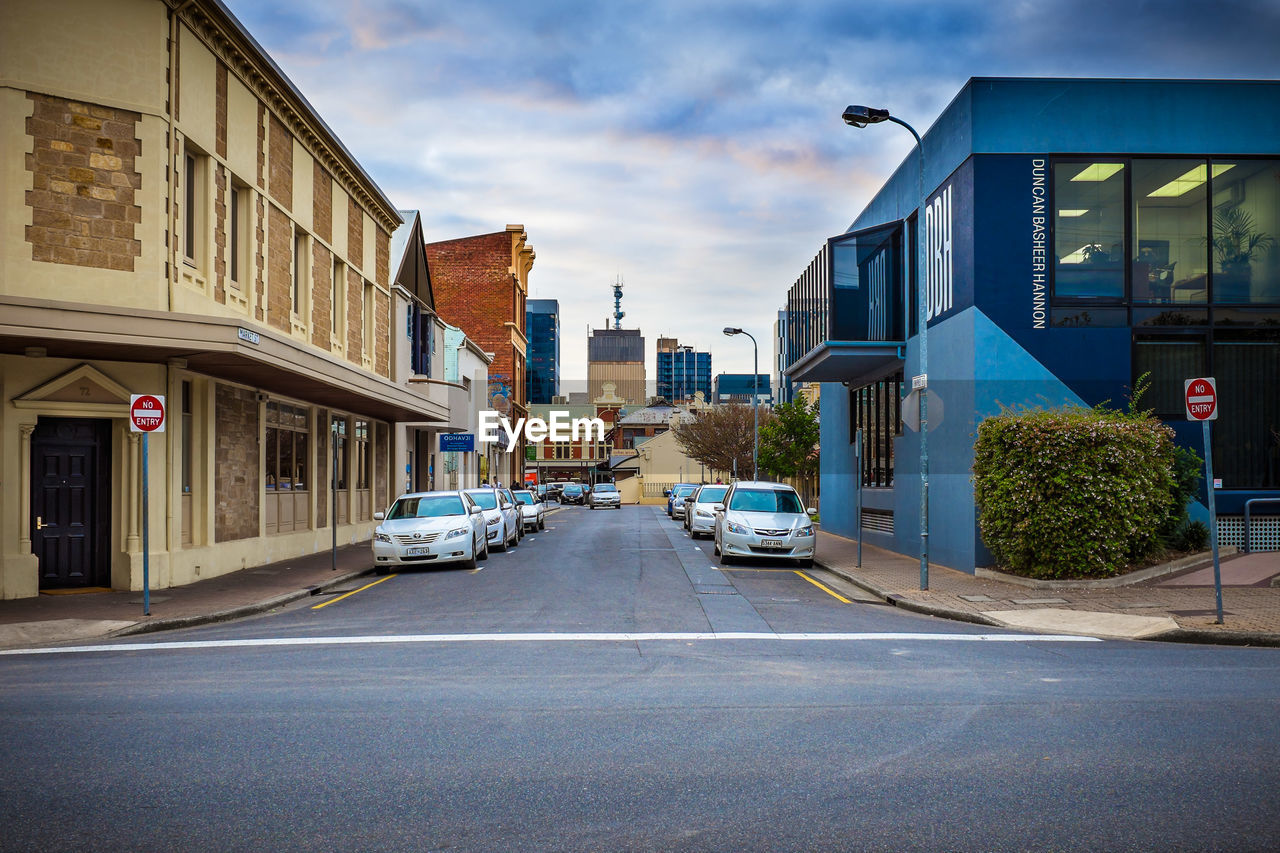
<box><xmin>973</xmin><ymin>404</ymin><xmax>1183</xmax><ymax>579</ymax></box>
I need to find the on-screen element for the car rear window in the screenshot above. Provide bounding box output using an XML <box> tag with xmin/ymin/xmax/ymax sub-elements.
<box><xmin>727</xmin><ymin>489</ymin><xmax>804</xmax><ymax>514</ymax></box>
<box><xmin>388</xmin><ymin>495</ymin><xmax>466</xmax><ymax>519</ymax></box>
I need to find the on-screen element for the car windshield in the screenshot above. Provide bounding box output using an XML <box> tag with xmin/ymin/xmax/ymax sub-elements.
<box><xmin>465</xmin><ymin>491</ymin><xmax>498</xmax><ymax>509</ymax></box>
<box><xmin>564</xmin><ymin>485</ymin><xmax>581</xmax><ymax>494</ymax></box>
<box><xmin>387</xmin><ymin>495</ymin><xmax>466</xmax><ymax>519</ymax></box>
<box><xmin>696</xmin><ymin>486</ymin><xmax>728</xmax><ymax>503</ymax></box>
<box><xmin>728</xmin><ymin>488</ymin><xmax>804</xmax><ymax>514</ymax></box>
<box><xmin>675</xmin><ymin>485</ymin><xmax>697</xmax><ymax>497</ymax></box>
<box><xmin>514</xmin><ymin>492</ymin><xmax>535</xmax><ymax>505</ymax></box>
<box><xmin>593</xmin><ymin>484</ymin><xmax>617</xmax><ymax>492</ymax></box>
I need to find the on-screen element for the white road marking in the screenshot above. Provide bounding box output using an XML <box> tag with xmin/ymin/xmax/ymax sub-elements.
<box><xmin>0</xmin><ymin>632</ymin><xmax>1102</xmax><ymax>656</ymax></box>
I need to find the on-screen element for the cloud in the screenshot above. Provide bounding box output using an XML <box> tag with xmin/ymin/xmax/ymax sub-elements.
<box><xmin>222</xmin><ymin>0</ymin><xmax>1280</xmax><ymax>376</ymax></box>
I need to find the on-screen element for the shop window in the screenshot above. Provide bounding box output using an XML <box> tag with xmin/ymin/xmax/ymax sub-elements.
<box><xmin>1212</xmin><ymin>331</ymin><xmax>1280</xmax><ymax>489</ymax></box>
<box><xmin>1132</xmin><ymin>160</ymin><xmax>1209</xmax><ymax>305</ymax></box>
<box><xmin>354</xmin><ymin>418</ymin><xmax>371</xmax><ymax>521</ymax></box>
<box><xmin>1053</xmin><ymin>161</ymin><xmax>1125</xmax><ymax>301</ymax></box>
<box><xmin>850</xmin><ymin>371</ymin><xmax>903</xmax><ymax>488</ymax></box>
<box><xmin>1133</xmin><ymin>336</ymin><xmax>1206</xmax><ymax>419</ymax></box>
<box><xmin>1210</xmin><ymin>160</ymin><xmax>1280</xmax><ymax>305</ymax></box>
<box><xmin>265</xmin><ymin>402</ymin><xmax>310</xmax><ymax>534</ymax></box>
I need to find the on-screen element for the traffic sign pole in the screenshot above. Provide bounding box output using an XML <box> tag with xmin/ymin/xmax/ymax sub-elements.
<box><xmin>130</xmin><ymin>395</ymin><xmax>165</xmax><ymax>617</ymax></box>
<box><xmin>1184</xmin><ymin>378</ymin><xmax>1223</xmax><ymax>625</ymax></box>
<box><xmin>1202</xmin><ymin>420</ymin><xmax>1223</xmax><ymax>625</ymax></box>
<box><xmin>142</xmin><ymin>432</ymin><xmax>150</xmax><ymax>616</ymax></box>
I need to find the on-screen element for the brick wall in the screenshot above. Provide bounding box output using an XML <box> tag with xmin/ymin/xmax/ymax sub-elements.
<box><xmin>256</xmin><ymin>101</ymin><xmax>265</xmax><ymax>189</ymax></box>
<box><xmin>24</xmin><ymin>94</ymin><xmax>142</xmax><ymax>271</ymax></box>
<box><xmin>424</xmin><ymin>231</ymin><xmax>514</xmax><ymax>382</ymax></box>
<box><xmin>213</xmin><ymin>163</ymin><xmax>227</xmax><ymax>303</ymax></box>
<box><xmin>266</xmin><ymin>205</ymin><xmax>291</xmax><ymax>331</ymax></box>
<box><xmin>215</xmin><ymin>383</ymin><xmax>260</xmax><ymax>542</ymax></box>
<box><xmin>268</xmin><ymin>112</ymin><xmax>292</xmax><ymax>210</ymax></box>
<box><xmin>253</xmin><ymin>193</ymin><xmax>266</xmax><ymax>320</ymax></box>
<box><xmin>374</xmin><ymin>287</ymin><xmax>389</xmax><ymax>377</ymax></box>
<box><xmin>347</xmin><ymin>266</ymin><xmax>363</xmax><ymax>359</ymax></box>
<box><xmin>313</xmin><ymin>160</ymin><xmax>331</xmax><ymax>245</ymax></box>
<box><xmin>348</xmin><ymin>196</ymin><xmax>363</xmax><ymax>273</ymax></box>
<box><xmin>311</xmin><ymin>241</ymin><xmax>332</xmax><ymax>348</ymax></box>
<box><xmin>376</xmin><ymin>228</ymin><xmax>389</xmax><ymax>287</ymax></box>
<box><xmin>215</xmin><ymin>62</ymin><xmax>228</xmax><ymax>159</ymax></box>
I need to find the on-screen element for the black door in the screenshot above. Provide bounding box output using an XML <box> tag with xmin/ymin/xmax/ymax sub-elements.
<box><xmin>31</xmin><ymin>418</ymin><xmax>111</xmax><ymax>589</ymax></box>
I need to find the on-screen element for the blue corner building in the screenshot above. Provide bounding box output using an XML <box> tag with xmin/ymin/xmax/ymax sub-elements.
<box><xmin>785</xmin><ymin>78</ymin><xmax>1280</xmax><ymax>569</ymax></box>
<box><xmin>526</xmin><ymin>299</ymin><xmax>560</xmax><ymax>405</ymax></box>
<box><xmin>657</xmin><ymin>345</ymin><xmax>712</xmax><ymax>402</ymax></box>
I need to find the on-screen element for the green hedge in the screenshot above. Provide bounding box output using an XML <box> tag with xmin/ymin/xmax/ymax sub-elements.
<box><xmin>973</xmin><ymin>405</ymin><xmax>1183</xmax><ymax>579</ymax></box>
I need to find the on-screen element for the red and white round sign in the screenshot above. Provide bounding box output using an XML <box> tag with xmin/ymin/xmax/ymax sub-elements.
<box><xmin>1184</xmin><ymin>377</ymin><xmax>1217</xmax><ymax>422</ymax></box>
<box><xmin>129</xmin><ymin>394</ymin><xmax>166</xmax><ymax>432</ymax></box>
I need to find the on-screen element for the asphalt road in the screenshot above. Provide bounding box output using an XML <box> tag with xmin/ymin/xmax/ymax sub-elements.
<box><xmin>1</xmin><ymin>505</ymin><xmax>1278</xmax><ymax>852</ymax></box>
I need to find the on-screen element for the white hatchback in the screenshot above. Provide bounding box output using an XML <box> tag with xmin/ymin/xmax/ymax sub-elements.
<box><xmin>713</xmin><ymin>481</ymin><xmax>816</xmax><ymax>568</ymax></box>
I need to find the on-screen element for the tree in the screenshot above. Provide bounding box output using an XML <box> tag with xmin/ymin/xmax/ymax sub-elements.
<box><xmin>672</xmin><ymin>404</ymin><xmax>772</xmax><ymax>478</ymax></box>
<box><xmin>758</xmin><ymin>398</ymin><xmax>819</xmax><ymax>480</ymax></box>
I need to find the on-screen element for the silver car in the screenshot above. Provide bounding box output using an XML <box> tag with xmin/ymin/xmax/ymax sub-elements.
<box><xmin>684</xmin><ymin>484</ymin><xmax>728</xmax><ymax>538</ymax></box>
<box><xmin>588</xmin><ymin>482</ymin><xmax>622</xmax><ymax>509</ymax></box>
<box><xmin>463</xmin><ymin>487</ymin><xmax>521</xmax><ymax>551</ymax></box>
<box><xmin>513</xmin><ymin>489</ymin><xmax>547</xmax><ymax>531</ymax></box>
<box><xmin>713</xmin><ymin>481</ymin><xmax>816</xmax><ymax>568</ymax></box>
<box><xmin>372</xmin><ymin>490</ymin><xmax>488</xmax><ymax>571</ymax></box>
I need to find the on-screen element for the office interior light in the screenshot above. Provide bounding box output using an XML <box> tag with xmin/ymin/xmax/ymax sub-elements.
<box><xmin>1057</xmin><ymin>209</ymin><xmax>1090</xmax><ymax>217</ymax></box>
<box><xmin>1071</xmin><ymin>163</ymin><xmax>1124</xmax><ymax>182</ymax></box>
<box><xmin>1147</xmin><ymin>164</ymin><xmax>1235</xmax><ymax>198</ymax></box>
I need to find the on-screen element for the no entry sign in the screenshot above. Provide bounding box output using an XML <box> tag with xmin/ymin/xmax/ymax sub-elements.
<box><xmin>130</xmin><ymin>394</ymin><xmax>166</xmax><ymax>432</ymax></box>
<box><xmin>1184</xmin><ymin>378</ymin><xmax>1217</xmax><ymax>421</ymax></box>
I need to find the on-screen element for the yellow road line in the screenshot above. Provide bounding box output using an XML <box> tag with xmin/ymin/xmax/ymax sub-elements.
<box><xmin>311</xmin><ymin>574</ymin><xmax>397</xmax><ymax>610</ymax></box>
<box><xmin>794</xmin><ymin>570</ymin><xmax>851</xmax><ymax>604</ymax></box>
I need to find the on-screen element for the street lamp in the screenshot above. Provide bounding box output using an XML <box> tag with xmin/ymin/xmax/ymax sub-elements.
<box><xmin>843</xmin><ymin>103</ymin><xmax>930</xmax><ymax>591</ymax></box>
<box><xmin>722</xmin><ymin>326</ymin><xmax>758</xmax><ymax>480</ymax></box>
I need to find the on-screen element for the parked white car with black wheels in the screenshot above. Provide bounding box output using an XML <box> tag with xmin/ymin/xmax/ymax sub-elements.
<box><xmin>372</xmin><ymin>490</ymin><xmax>488</xmax><ymax>571</ymax></box>
<box><xmin>464</xmin><ymin>487</ymin><xmax>521</xmax><ymax>551</ymax></box>
<box><xmin>685</xmin><ymin>484</ymin><xmax>728</xmax><ymax>538</ymax></box>
<box><xmin>713</xmin><ymin>481</ymin><xmax>816</xmax><ymax>567</ymax></box>
<box><xmin>513</xmin><ymin>489</ymin><xmax>547</xmax><ymax>531</ymax></box>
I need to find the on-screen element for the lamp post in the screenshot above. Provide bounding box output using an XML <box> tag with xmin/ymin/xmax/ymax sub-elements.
<box><xmin>842</xmin><ymin>104</ymin><xmax>929</xmax><ymax>591</ymax></box>
<box><xmin>722</xmin><ymin>327</ymin><xmax>758</xmax><ymax>479</ymax></box>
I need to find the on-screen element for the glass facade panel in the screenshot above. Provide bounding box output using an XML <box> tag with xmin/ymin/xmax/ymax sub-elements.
<box><xmin>850</xmin><ymin>372</ymin><xmax>902</xmax><ymax>488</ymax></box>
<box><xmin>1133</xmin><ymin>337</ymin><xmax>1206</xmax><ymax>419</ymax></box>
<box><xmin>1053</xmin><ymin>162</ymin><xmax>1125</xmax><ymax>300</ymax></box>
<box><xmin>1211</xmin><ymin>160</ymin><xmax>1280</xmax><ymax>304</ymax></box>
<box><xmin>1132</xmin><ymin>159</ymin><xmax>1208</xmax><ymax>305</ymax></box>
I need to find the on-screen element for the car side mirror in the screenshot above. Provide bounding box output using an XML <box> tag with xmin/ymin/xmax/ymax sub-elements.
<box><xmin>373</xmin><ymin>511</ymin><xmax>385</xmax><ymax>521</ymax></box>
<box><xmin>807</xmin><ymin>507</ymin><xmax>817</xmax><ymax>516</ymax></box>
<box><xmin>663</xmin><ymin>489</ymin><xmax>671</xmax><ymax>497</ymax></box>
<box><xmin>713</xmin><ymin>504</ymin><xmax>725</xmax><ymax>513</ymax></box>
<box><xmin>470</xmin><ymin>506</ymin><xmax>483</xmax><ymax>515</ymax></box>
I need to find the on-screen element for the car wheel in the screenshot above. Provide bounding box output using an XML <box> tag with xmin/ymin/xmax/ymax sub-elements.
<box><xmin>375</xmin><ymin>564</ymin><xmax>389</xmax><ymax>575</ymax></box>
<box><xmin>538</xmin><ymin>517</ymin><xmax>546</xmax><ymax>530</ymax></box>
<box><xmin>492</xmin><ymin>529</ymin><xmax>507</xmax><ymax>552</ymax></box>
<box><xmin>478</xmin><ymin>535</ymin><xmax>489</xmax><ymax>561</ymax></box>
<box><xmin>797</xmin><ymin>558</ymin><xmax>814</xmax><ymax>569</ymax></box>
<box><xmin>462</xmin><ymin>543</ymin><xmax>478</xmax><ymax>570</ymax></box>
<box><xmin>719</xmin><ymin>551</ymin><xmax>734</xmax><ymax>567</ymax></box>
<box><xmin>713</xmin><ymin>536</ymin><xmax>720</xmax><ymax>556</ymax></box>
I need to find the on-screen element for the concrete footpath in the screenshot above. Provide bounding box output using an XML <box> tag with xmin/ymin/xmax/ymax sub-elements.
<box><xmin>815</xmin><ymin>530</ymin><xmax>1280</xmax><ymax>646</ymax></box>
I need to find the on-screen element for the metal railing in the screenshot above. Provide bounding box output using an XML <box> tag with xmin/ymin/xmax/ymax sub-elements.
<box><xmin>1243</xmin><ymin>499</ymin><xmax>1280</xmax><ymax>553</ymax></box>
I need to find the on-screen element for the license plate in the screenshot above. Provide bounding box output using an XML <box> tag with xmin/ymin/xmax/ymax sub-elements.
<box><xmin>760</xmin><ymin>538</ymin><xmax>785</xmax><ymax>548</ymax></box>
<box><xmin>406</xmin><ymin>545</ymin><xmax>431</xmax><ymax>556</ymax></box>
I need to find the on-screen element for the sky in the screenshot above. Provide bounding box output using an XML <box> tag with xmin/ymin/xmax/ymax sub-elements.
<box><xmin>223</xmin><ymin>0</ymin><xmax>1280</xmax><ymax>381</ymax></box>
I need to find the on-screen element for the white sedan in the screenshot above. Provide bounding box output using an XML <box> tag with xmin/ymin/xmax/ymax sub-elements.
<box><xmin>513</xmin><ymin>489</ymin><xmax>547</xmax><ymax>531</ymax></box>
<box><xmin>713</xmin><ymin>481</ymin><xmax>817</xmax><ymax>568</ymax></box>
<box><xmin>372</xmin><ymin>490</ymin><xmax>488</xmax><ymax>571</ymax></box>
<box><xmin>464</xmin><ymin>487</ymin><xmax>521</xmax><ymax>551</ymax></box>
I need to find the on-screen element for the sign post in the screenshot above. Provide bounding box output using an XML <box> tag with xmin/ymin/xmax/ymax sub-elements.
<box><xmin>129</xmin><ymin>395</ymin><xmax>166</xmax><ymax>616</ymax></box>
<box><xmin>1184</xmin><ymin>377</ymin><xmax>1223</xmax><ymax>625</ymax></box>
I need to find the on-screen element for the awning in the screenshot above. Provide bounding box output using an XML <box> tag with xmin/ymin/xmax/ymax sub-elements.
<box><xmin>786</xmin><ymin>340</ymin><xmax>905</xmax><ymax>385</ymax></box>
<box><xmin>0</xmin><ymin>296</ymin><xmax>450</xmax><ymax>424</ymax></box>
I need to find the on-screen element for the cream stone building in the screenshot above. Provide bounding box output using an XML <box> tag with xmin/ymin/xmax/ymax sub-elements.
<box><xmin>0</xmin><ymin>0</ymin><xmax>450</xmax><ymax>598</ymax></box>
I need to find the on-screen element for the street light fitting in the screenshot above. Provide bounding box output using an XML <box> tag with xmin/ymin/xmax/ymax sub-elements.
<box><xmin>722</xmin><ymin>327</ymin><xmax>743</xmax><ymax>336</ymax></box>
<box><xmin>842</xmin><ymin>105</ymin><xmax>890</xmax><ymax>128</ymax></box>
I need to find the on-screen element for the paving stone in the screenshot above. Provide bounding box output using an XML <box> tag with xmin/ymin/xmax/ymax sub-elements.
<box><xmin>959</xmin><ymin>594</ymin><xmax>996</xmax><ymax>602</ymax></box>
<box><xmin>1011</xmin><ymin>597</ymin><xmax>1069</xmax><ymax>605</ymax></box>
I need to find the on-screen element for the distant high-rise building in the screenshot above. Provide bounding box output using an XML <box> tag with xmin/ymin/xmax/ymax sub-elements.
<box><xmin>656</xmin><ymin>337</ymin><xmax>711</xmax><ymax>403</ymax></box>
<box><xmin>588</xmin><ymin>328</ymin><xmax>646</xmax><ymax>406</ymax></box>
<box><xmin>526</xmin><ymin>299</ymin><xmax>560</xmax><ymax>405</ymax></box>
<box><xmin>713</xmin><ymin>373</ymin><xmax>772</xmax><ymax>405</ymax></box>
<box><xmin>773</xmin><ymin>309</ymin><xmax>796</xmax><ymax>404</ymax></box>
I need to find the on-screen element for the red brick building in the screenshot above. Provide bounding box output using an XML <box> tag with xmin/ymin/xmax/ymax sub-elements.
<box><xmin>425</xmin><ymin>226</ymin><xmax>534</xmax><ymax>485</ymax></box>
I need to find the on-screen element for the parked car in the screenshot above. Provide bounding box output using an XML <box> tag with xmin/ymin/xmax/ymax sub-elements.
<box><xmin>712</xmin><ymin>481</ymin><xmax>816</xmax><ymax>568</ymax></box>
<box><xmin>463</xmin><ymin>487</ymin><xmax>521</xmax><ymax>551</ymax></box>
<box><xmin>513</xmin><ymin>489</ymin><xmax>547</xmax><ymax>531</ymax></box>
<box><xmin>684</xmin><ymin>484</ymin><xmax>729</xmax><ymax>538</ymax></box>
<box><xmin>372</xmin><ymin>490</ymin><xmax>487</xmax><ymax>571</ymax></box>
<box><xmin>667</xmin><ymin>483</ymin><xmax>699</xmax><ymax>518</ymax></box>
<box><xmin>588</xmin><ymin>481</ymin><xmax>622</xmax><ymax>510</ymax></box>
<box><xmin>561</xmin><ymin>483</ymin><xmax>586</xmax><ymax>505</ymax></box>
